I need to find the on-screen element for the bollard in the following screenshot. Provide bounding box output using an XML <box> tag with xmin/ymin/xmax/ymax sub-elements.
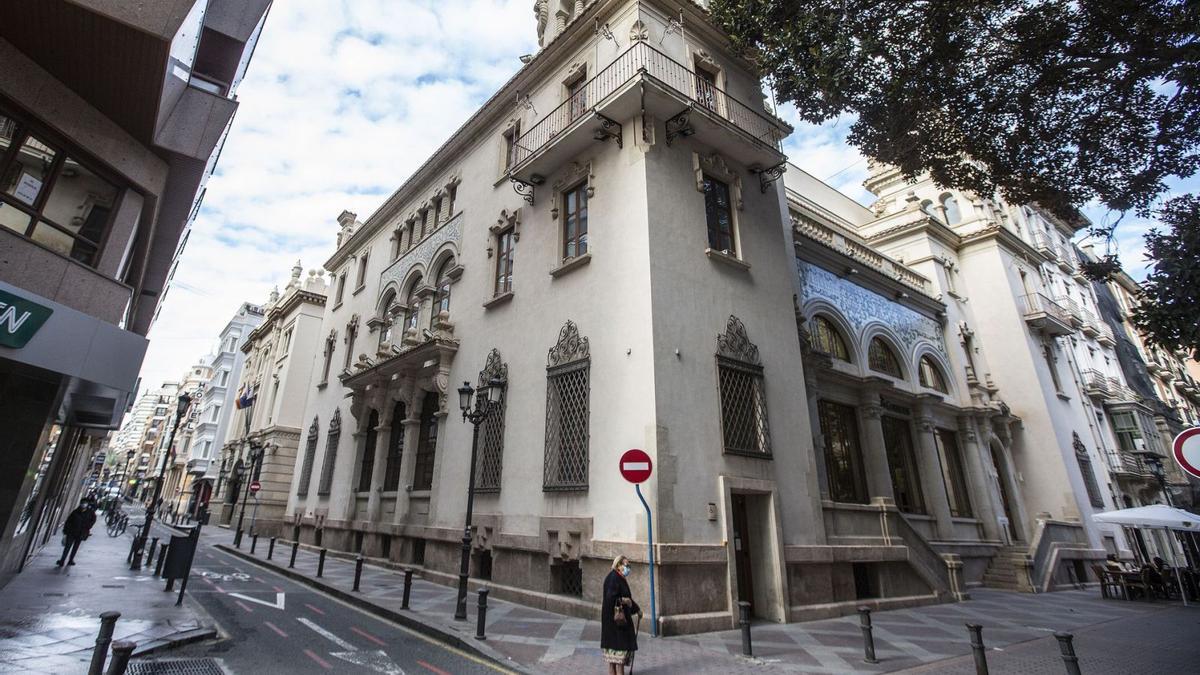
<box><xmin>250</xmin><ymin>533</ymin><xmax>259</xmax><ymax>555</ymax></box>
<box><xmin>154</xmin><ymin>543</ymin><xmax>168</xmax><ymax>578</ymax></box>
<box><xmin>401</xmin><ymin>568</ymin><xmax>413</xmax><ymax>609</ymax></box>
<box><xmin>353</xmin><ymin>555</ymin><xmax>364</xmax><ymax>592</ymax></box>
<box><xmin>476</xmin><ymin>588</ymin><xmax>489</xmax><ymax>639</ymax></box>
<box><xmin>738</xmin><ymin>601</ymin><xmax>753</xmax><ymax>657</ymax></box>
<box><xmin>267</xmin><ymin>537</ymin><xmax>276</xmax><ymax>560</ymax></box>
<box><xmin>87</xmin><ymin>611</ymin><xmax>120</xmax><ymax>675</ymax></box>
<box><xmin>105</xmin><ymin>640</ymin><xmax>136</xmax><ymax>675</ymax></box>
<box><xmin>234</xmin><ymin>528</ymin><xmax>243</xmax><ymax>548</ymax></box>
<box><xmin>289</xmin><ymin>540</ymin><xmax>299</xmax><ymax>568</ymax></box>
<box><xmin>317</xmin><ymin>548</ymin><xmax>327</xmax><ymax>577</ymax></box>
<box><xmin>1054</xmin><ymin>632</ymin><xmax>1082</xmax><ymax>675</ymax></box>
<box><xmin>967</xmin><ymin>623</ymin><xmax>989</xmax><ymax>675</ymax></box>
<box><xmin>149</xmin><ymin>537</ymin><xmax>159</xmax><ymax>566</ymax></box>
<box><xmin>858</xmin><ymin>606</ymin><xmax>878</xmax><ymax>664</ymax></box>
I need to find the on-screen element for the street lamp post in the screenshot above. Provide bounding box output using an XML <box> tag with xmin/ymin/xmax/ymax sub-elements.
<box><xmin>1142</xmin><ymin>453</ymin><xmax>1173</xmax><ymax>507</ymax></box>
<box><xmin>234</xmin><ymin>440</ymin><xmax>263</xmax><ymax>546</ymax></box>
<box><xmin>453</xmin><ymin>376</ymin><xmax>505</xmax><ymax>621</ymax></box>
<box><xmin>132</xmin><ymin>392</ymin><xmax>191</xmax><ymax>570</ymax></box>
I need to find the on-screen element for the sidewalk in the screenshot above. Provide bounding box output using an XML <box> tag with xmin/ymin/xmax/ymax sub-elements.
<box><xmin>213</xmin><ymin>526</ymin><xmax>1190</xmax><ymax>674</ymax></box>
<box><xmin>0</xmin><ymin>507</ymin><xmax>217</xmax><ymax>673</ymax></box>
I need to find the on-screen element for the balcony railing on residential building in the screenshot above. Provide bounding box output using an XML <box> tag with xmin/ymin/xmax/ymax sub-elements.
<box><xmin>1020</xmin><ymin>293</ymin><xmax>1074</xmax><ymax>336</ymax></box>
<box><xmin>1080</xmin><ymin>308</ymin><xmax>1101</xmax><ymax>337</ymax></box>
<box><xmin>1095</xmin><ymin>321</ymin><xmax>1116</xmax><ymax>346</ymax></box>
<box><xmin>792</xmin><ymin>214</ymin><xmax>932</xmax><ymax>295</ymax></box>
<box><xmin>1055</xmin><ymin>296</ymin><xmax>1083</xmax><ymax>327</ymax></box>
<box><xmin>1106</xmin><ymin>376</ymin><xmax>1138</xmax><ymax>403</ymax></box>
<box><xmin>1082</xmin><ymin>369</ymin><xmax>1111</xmax><ymax>399</ymax></box>
<box><xmin>1032</xmin><ymin>232</ymin><xmax>1059</xmax><ymax>260</ymax></box>
<box><xmin>508</xmin><ymin>41</ymin><xmax>790</xmax><ymax>179</ymax></box>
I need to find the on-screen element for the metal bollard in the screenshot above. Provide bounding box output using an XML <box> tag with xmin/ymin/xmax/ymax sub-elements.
<box><xmin>149</xmin><ymin>537</ymin><xmax>159</xmax><ymax>565</ymax></box>
<box><xmin>858</xmin><ymin>606</ymin><xmax>878</xmax><ymax>664</ymax></box>
<box><xmin>476</xmin><ymin>588</ymin><xmax>489</xmax><ymax>639</ymax></box>
<box><xmin>738</xmin><ymin>601</ymin><xmax>753</xmax><ymax>657</ymax></box>
<box><xmin>401</xmin><ymin>568</ymin><xmax>413</xmax><ymax>609</ymax></box>
<box><xmin>105</xmin><ymin>640</ymin><xmax>136</xmax><ymax>675</ymax></box>
<box><xmin>289</xmin><ymin>540</ymin><xmax>299</xmax><ymax>568</ymax></box>
<box><xmin>234</xmin><ymin>528</ymin><xmax>243</xmax><ymax>548</ymax></box>
<box><xmin>1054</xmin><ymin>632</ymin><xmax>1082</xmax><ymax>675</ymax></box>
<box><xmin>317</xmin><ymin>548</ymin><xmax>327</xmax><ymax>577</ymax></box>
<box><xmin>267</xmin><ymin>537</ymin><xmax>276</xmax><ymax>560</ymax></box>
<box><xmin>353</xmin><ymin>555</ymin><xmax>364</xmax><ymax>592</ymax></box>
<box><xmin>250</xmin><ymin>533</ymin><xmax>259</xmax><ymax>554</ymax></box>
<box><xmin>967</xmin><ymin>623</ymin><xmax>989</xmax><ymax>675</ymax></box>
<box><xmin>154</xmin><ymin>543</ymin><xmax>168</xmax><ymax>578</ymax></box>
<box><xmin>87</xmin><ymin>611</ymin><xmax>120</xmax><ymax>675</ymax></box>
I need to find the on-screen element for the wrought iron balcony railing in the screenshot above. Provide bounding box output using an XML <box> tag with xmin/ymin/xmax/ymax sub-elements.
<box><xmin>1020</xmin><ymin>293</ymin><xmax>1074</xmax><ymax>335</ymax></box>
<box><xmin>1082</xmin><ymin>369</ymin><xmax>1111</xmax><ymax>399</ymax></box>
<box><xmin>509</xmin><ymin>42</ymin><xmax>789</xmax><ymax>170</ymax></box>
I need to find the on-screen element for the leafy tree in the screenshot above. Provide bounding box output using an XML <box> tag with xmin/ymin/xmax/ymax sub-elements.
<box><xmin>711</xmin><ymin>0</ymin><xmax>1200</xmax><ymax>355</ymax></box>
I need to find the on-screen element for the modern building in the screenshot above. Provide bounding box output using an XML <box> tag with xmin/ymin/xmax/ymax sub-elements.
<box><xmin>215</xmin><ymin>263</ymin><xmax>327</xmax><ymax>531</ymax></box>
<box><xmin>188</xmin><ymin>302</ymin><xmax>264</xmax><ymax>519</ymax></box>
<box><xmin>0</xmin><ymin>0</ymin><xmax>272</xmax><ymax>586</ymax></box>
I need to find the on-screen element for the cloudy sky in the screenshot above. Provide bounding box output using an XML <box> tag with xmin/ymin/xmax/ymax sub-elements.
<box><xmin>136</xmin><ymin>0</ymin><xmax>1169</xmax><ymax>392</ymax></box>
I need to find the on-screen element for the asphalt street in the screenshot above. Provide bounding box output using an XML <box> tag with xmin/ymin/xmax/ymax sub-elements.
<box><xmin>156</xmin><ymin>539</ymin><xmax>509</xmax><ymax>675</ymax></box>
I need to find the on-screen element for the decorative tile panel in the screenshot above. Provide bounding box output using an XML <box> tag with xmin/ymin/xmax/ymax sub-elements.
<box><xmin>379</xmin><ymin>213</ymin><xmax>463</xmax><ymax>291</ymax></box>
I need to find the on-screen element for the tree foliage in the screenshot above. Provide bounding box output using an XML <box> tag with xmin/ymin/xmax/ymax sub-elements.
<box><xmin>711</xmin><ymin>0</ymin><xmax>1200</xmax><ymax>355</ymax></box>
<box><xmin>1134</xmin><ymin>196</ymin><xmax>1200</xmax><ymax>359</ymax></box>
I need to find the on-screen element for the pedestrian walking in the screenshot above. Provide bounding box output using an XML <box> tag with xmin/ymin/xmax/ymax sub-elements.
<box><xmin>56</xmin><ymin>500</ymin><xmax>97</xmax><ymax>566</ymax></box>
<box><xmin>601</xmin><ymin>554</ymin><xmax>642</xmax><ymax>675</ymax></box>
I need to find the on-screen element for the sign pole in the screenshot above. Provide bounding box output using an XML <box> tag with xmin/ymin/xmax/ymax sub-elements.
<box><xmin>634</xmin><ymin>483</ymin><xmax>657</xmax><ymax>637</ymax></box>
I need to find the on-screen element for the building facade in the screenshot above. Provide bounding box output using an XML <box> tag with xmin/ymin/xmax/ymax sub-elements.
<box><xmin>0</xmin><ymin>0</ymin><xmax>271</xmax><ymax>586</ymax></box>
<box><xmin>161</xmin><ymin>358</ymin><xmax>212</xmax><ymax>519</ymax></box>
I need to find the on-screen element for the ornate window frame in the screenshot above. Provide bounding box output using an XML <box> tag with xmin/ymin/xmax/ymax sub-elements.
<box><xmin>715</xmin><ymin>316</ymin><xmax>772</xmax><ymax>457</ymax></box>
<box><xmin>296</xmin><ymin>416</ymin><xmax>319</xmax><ymax>497</ymax></box>
<box><xmin>694</xmin><ymin>152</ymin><xmax>746</xmax><ymax>265</ymax></box>
<box><xmin>317</xmin><ymin>409</ymin><xmax>341</xmax><ymax>496</ymax></box>
<box><xmin>1074</xmin><ymin>432</ymin><xmax>1106</xmax><ymax>508</ymax></box>
<box><xmin>543</xmin><ymin>320</ymin><xmax>591</xmax><ymax>491</ymax></box>
<box><xmin>487</xmin><ymin>208</ymin><xmax>520</xmax><ymax>305</ymax></box>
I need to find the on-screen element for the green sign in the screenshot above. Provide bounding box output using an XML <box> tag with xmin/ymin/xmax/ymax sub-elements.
<box><xmin>0</xmin><ymin>288</ymin><xmax>53</xmax><ymax>349</ymax></box>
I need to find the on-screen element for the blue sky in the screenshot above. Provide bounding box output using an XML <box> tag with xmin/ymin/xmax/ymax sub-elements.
<box><xmin>134</xmin><ymin>0</ymin><xmax>1171</xmax><ymax>391</ymax></box>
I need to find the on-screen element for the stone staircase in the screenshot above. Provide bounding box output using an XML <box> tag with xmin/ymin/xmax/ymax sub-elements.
<box><xmin>982</xmin><ymin>545</ymin><xmax>1034</xmax><ymax>592</ymax></box>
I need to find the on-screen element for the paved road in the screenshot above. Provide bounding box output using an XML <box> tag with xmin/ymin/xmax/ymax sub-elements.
<box><xmin>158</xmin><ymin>542</ymin><xmax>509</xmax><ymax>674</ymax></box>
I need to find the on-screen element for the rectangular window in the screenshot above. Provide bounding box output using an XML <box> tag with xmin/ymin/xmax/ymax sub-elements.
<box><xmin>297</xmin><ymin>421</ymin><xmax>319</xmax><ymax>497</ymax></box>
<box><xmin>336</xmin><ymin>273</ymin><xmax>347</xmax><ymax>304</ymax></box>
<box><xmin>562</xmin><ymin>183</ymin><xmax>588</xmax><ymax>260</ymax></box>
<box><xmin>383</xmin><ymin>402</ymin><xmax>406</xmax><ymax>490</ymax></box>
<box><xmin>553</xmin><ymin>560</ymin><xmax>583</xmax><ymax>596</ymax></box>
<box><xmin>343</xmin><ymin>324</ymin><xmax>357</xmax><ymax>370</ymax></box>
<box><xmin>544</xmin><ymin>361</ymin><xmax>590</xmax><ymax>490</ymax></box>
<box><xmin>567</xmin><ymin>73</ymin><xmax>588</xmax><ymax>121</ymax></box>
<box><xmin>718</xmin><ymin>358</ymin><xmax>771</xmax><ymax>456</ymax></box>
<box><xmin>934</xmin><ymin>428</ymin><xmax>973</xmax><ymax>517</ymax></box>
<box><xmin>321</xmin><ymin>337</ymin><xmax>334</xmax><ymax>383</ymax></box>
<box><xmin>357</xmin><ymin>413</ymin><xmax>378</xmax><ymax>493</ymax></box>
<box><xmin>412</xmin><ymin>392</ymin><xmax>440</xmax><ymax>491</ymax></box>
<box><xmin>317</xmin><ymin>411</ymin><xmax>341</xmax><ymax>496</ymax></box>
<box><xmin>503</xmin><ymin>122</ymin><xmax>521</xmax><ymax>170</ymax></box>
<box><xmin>703</xmin><ymin>175</ymin><xmax>735</xmax><ymax>255</ymax></box>
<box><xmin>818</xmin><ymin>400</ymin><xmax>868</xmax><ymax>503</ymax></box>
<box><xmin>1111</xmin><ymin>411</ymin><xmax>1143</xmax><ymax>454</ymax></box>
<box><xmin>494</xmin><ymin>227</ymin><xmax>515</xmax><ymax>295</ymax></box>
<box><xmin>882</xmin><ymin>416</ymin><xmax>925</xmax><ymax>514</ymax></box>
<box><xmin>1042</xmin><ymin>343</ymin><xmax>1063</xmax><ymax>393</ymax></box>
<box><xmin>356</xmin><ymin>252</ymin><xmax>369</xmax><ymax>289</ymax></box>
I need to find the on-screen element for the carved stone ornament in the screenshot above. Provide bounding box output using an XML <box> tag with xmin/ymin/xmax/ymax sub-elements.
<box><xmin>716</xmin><ymin>315</ymin><xmax>760</xmax><ymax>365</ymax></box>
<box><xmin>551</xmin><ymin>161</ymin><xmax>594</xmax><ymax>219</ymax></box>
<box><xmin>693</xmin><ymin>49</ymin><xmax>718</xmax><ymax>72</ymax></box>
<box><xmin>630</xmin><ymin>18</ymin><xmax>648</xmax><ymax>42</ymax></box>
<box><xmin>547</xmin><ymin>320</ymin><xmax>590</xmax><ymax>368</ymax></box>
<box><xmin>563</xmin><ymin>61</ymin><xmax>587</xmax><ymax>85</ymax></box>
<box><xmin>694</xmin><ymin>152</ymin><xmax>743</xmax><ymax>210</ymax></box>
<box><xmin>478</xmin><ymin>348</ymin><xmax>509</xmax><ymax>388</ymax></box>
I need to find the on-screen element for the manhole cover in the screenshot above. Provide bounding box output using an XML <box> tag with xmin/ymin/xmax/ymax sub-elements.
<box><xmin>127</xmin><ymin>659</ymin><xmax>225</xmax><ymax>674</ymax></box>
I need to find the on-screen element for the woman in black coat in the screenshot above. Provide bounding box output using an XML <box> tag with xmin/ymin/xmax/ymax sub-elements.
<box><xmin>601</xmin><ymin>554</ymin><xmax>641</xmax><ymax>674</ymax></box>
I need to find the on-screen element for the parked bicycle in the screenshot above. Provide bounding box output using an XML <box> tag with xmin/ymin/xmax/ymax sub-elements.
<box><xmin>106</xmin><ymin>512</ymin><xmax>128</xmax><ymax>537</ymax></box>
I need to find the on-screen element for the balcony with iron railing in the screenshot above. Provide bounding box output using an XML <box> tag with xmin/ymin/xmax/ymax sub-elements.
<box><xmin>1081</xmin><ymin>369</ymin><xmax>1111</xmax><ymax>399</ymax></box>
<box><xmin>506</xmin><ymin>42</ymin><xmax>792</xmax><ymax>190</ymax></box>
<box><xmin>1106</xmin><ymin>376</ymin><xmax>1138</xmax><ymax>403</ymax></box>
<box><xmin>1020</xmin><ymin>293</ymin><xmax>1074</xmax><ymax>336</ymax></box>
<box><xmin>1095</xmin><ymin>321</ymin><xmax>1116</xmax><ymax>346</ymax></box>
<box><xmin>1079</xmin><ymin>307</ymin><xmax>1101</xmax><ymax>337</ymax></box>
<box><xmin>1055</xmin><ymin>296</ymin><xmax>1084</xmax><ymax>327</ymax></box>
<box><xmin>1032</xmin><ymin>232</ymin><xmax>1059</xmax><ymax>261</ymax></box>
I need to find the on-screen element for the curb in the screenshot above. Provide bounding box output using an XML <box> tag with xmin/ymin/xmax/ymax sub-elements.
<box><xmin>131</xmin><ymin>627</ymin><xmax>219</xmax><ymax>658</ymax></box>
<box><xmin>215</xmin><ymin>544</ymin><xmax>531</xmax><ymax>674</ymax></box>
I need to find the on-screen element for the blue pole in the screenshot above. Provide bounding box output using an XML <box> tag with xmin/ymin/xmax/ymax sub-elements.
<box><xmin>635</xmin><ymin>483</ymin><xmax>657</xmax><ymax>637</ymax></box>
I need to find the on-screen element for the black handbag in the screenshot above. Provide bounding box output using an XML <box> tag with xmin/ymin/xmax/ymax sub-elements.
<box><xmin>613</xmin><ymin>600</ymin><xmax>628</xmax><ymax>626</ymax></box>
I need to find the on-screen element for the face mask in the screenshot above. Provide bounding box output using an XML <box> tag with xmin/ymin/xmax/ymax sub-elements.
<box><xmin>621</xmin><ymin>565</ymin><xmax>631</xmax><ymax>576</ymax></box>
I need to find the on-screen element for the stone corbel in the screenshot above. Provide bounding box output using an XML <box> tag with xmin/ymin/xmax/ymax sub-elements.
<box><xmin>629</xmin><ymin>18</ymin><xmax>648</xmax><ymax>42</ymax></box>
<box><xmin>694</xmin><ymin>152</ymin><xmax>743</xmax><ymax>210</ymax></box>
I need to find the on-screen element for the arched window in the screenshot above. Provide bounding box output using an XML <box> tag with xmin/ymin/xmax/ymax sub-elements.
<box><xmin>808</xmin><ymin>315</ymin><xmax>851</xmax><ymax>362</ymax></box>
<box><xmin>940</xmin><ymin>193</ymin><xmax>961</xmax><ymax>225</ymax></box>
<box><xmin>429</xmin><ymin>257</ymin><xmax>453</xmax><ymax>328</ymax></box>
<box><xmin>868</xmin><ymin>337</ymin><xmax>903</xmax><ymax>378</ymax></box>
<box><xmin>378</xmin><ymin>290</ymin><xmax>398</xmax><ymax>345</ymax></box>
<box><xmin>920</xmin><ymin>199</ymin><xmax>937</xmax><ymax>219</ymax></box>
<box><xmin>404</xmin><ymin>274</ymin><xmax>422</xmax><ymax>333</ymax></box>
<box><xmin>918</xmin><ymin>356</ymin><xmax>949</xmax><ymax>393</ymax></box>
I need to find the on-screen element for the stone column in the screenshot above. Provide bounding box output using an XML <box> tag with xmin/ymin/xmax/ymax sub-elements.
<box><xmin>806</xmin><ymin>370</ymin><xmax>830</xmax><ymax>499</ymax></box>
<box><xmin>858</xmin><ymin>392</ymin><xmax>896</xmax><ymax>502</ymax></box>
<box><xmin>366</xmin><ymin>423</ymin><xmax>391</xmax><ymax>523</ymax></box>
<box><xmin>391</xmin><ymin>414</ymin><xmax>423</xmax><ymax>525</ymax></box>
<box><xmin>957</xmin><ymin>415</ymin><xmax>1002</xmax><ymax>541</ymax></box>
<box><xmin>914</xmin><ymin>408</ymin><xmax>956</xmax><ymax>541</ymax></box>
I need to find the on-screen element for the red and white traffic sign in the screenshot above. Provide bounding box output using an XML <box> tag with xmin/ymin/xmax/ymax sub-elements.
<box><xmin>249</xmin><ymin>480</ymin><xmax>262</xmax><ymax>494</ymax></box>
<box><xmin>1173</xmin><ymin>428</ymin><xmax>1200</xmax><ymax>479</ymax></box>
<box><xmin>619</xmin><ymin>448</ymin><xmax>653</xmax><ymax>484</ymax></box>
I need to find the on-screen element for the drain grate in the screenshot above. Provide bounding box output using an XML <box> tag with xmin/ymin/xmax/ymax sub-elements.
<box><xmin>127</xmin><ymin>659</ymin><xmax>225</xmax><ymax>675</ymax></box>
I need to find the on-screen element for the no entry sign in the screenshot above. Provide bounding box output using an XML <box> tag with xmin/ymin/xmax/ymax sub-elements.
<box><xmin>1173</xmin><ymin>428</ymin><xmax>1200</xmax><ymax>479</ymax></box>
<box><xmin>249</xmin><ymin>480</ymin><xmax>262</xmax><ymax>494</ymax></box>
<box><xmin>619</xmin><ymin>448</ymin><xmax>653</xmax><ymax>484</ymax></box>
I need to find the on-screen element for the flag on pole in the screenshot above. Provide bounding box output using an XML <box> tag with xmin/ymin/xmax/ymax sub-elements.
<box><xmin>235</xmin><ymin>384</ymin><xmax>257</xmax><ymax>409</ymax></box>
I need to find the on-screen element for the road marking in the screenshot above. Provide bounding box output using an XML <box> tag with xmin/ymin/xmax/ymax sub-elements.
<box><xmin>298</xmin><ymin>617</ymin><xmax>357</xmax><ymax>651</ymax></box>
<box><xmin>351</xmin><ymin>626</ymin><xmax>387</xmax><ymax>647</ymax></box>
<box><xmin>234</xmin><ymin>600</ymin><xmax>254</xmax><ymax>613</ymax></box>
<box><xmin>305</xmin><ymin>603</ymin><xmax>326</xmax><ymax>615</ymax></box>
<box><xmin>332</xmin><ymin>650</ymin><xmax>407</xmax><ymax>674</ymax></box>
<box><xmin>228</xmin><ymin>591</ymin><xmax>286</xmax><ymax>610</ymax></box>
<box><xmin>418</xmin><ymin>660</ymin><xmax>451</xmax><ymax>675</ymax></box>
<box><xmin>303</xmin><ymin>648</ymin><xmax>333</xmax><ymax>669</ymax></box>
<box><xmin>263</xmin><ymin>621</ymin><xmax>288</xmax><ymax>638</ymax></box>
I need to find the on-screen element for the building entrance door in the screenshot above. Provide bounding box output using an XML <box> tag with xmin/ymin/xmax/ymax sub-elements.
<box><xmin>990</xmin><ymin>444</ymin><xmax>1020</xmax><ymax>542</ymax></box>
<box><xmin>731</xmin><ymin>493</ymin><xmax>755</xmax><ymax>608</ymax></box>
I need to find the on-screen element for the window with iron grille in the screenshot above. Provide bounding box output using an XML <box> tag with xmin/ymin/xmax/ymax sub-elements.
<box><xmin>918</xmin><ymin>356</ymin><xmax>949</xmax><ymax>393</ymax></box>
<box><xmin>357</xmin><ymin>409</ymin><xmax>379</xmax><ymax>492</ymax></box>
<box><xmin>553</xmin><ymin>560</ymin><xmax>583</xmax><ymax>596</ymax></box>
<box><xmin>317</xmin><ymin>409</ymin><xmax>341</xmax><ymax>496</ymax></box>
<box><xmin>296</xmin><ymin>417</ymin><xmax>319</xmax><ymax>497</ymax></box>
<box><xmin>882</xmin><ymin>416</ymin><xmax>925</xmax><ymax>514</ymax></box>
<box><xmin>818</xmin><ymin>400</ymin><xmax>867</xmax><ymax>503</ymax></box>
<box><xmin>412</xmin><ymin>391</ymin><xmax>440</xmax><ymax>491</ymax></box>
<box><xmin>476</xmin><ymin>349</ymin><xmax>508</xmax><ymax>493</ymax></box>
<box><xmin>868</xmin><ymin>338</ymin><xmax>903</xmax><ymax>378</ymax></box>
<box><xmin>383</xmin><ymin>401</ymin><xmax>406</xmax><ymax>490</ymax></box>
<box><xmin>809</xmin><ymin>315</ymin><xmax>850</xmax><ymax>361</ymax></box>
<box><xmin>716</xmin><ymin>316</ymin><xmax>771</xmax><ymax>456</ymax></box>
<box><xmin>544</xmin><ymin>321</ymin><xmax>590</xmax><ymax>490</ymax></box>
<box><xmin>1074</xmin><ymin>433</ymin><xmax>1106</xmax><ymax>508</ymax></box>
